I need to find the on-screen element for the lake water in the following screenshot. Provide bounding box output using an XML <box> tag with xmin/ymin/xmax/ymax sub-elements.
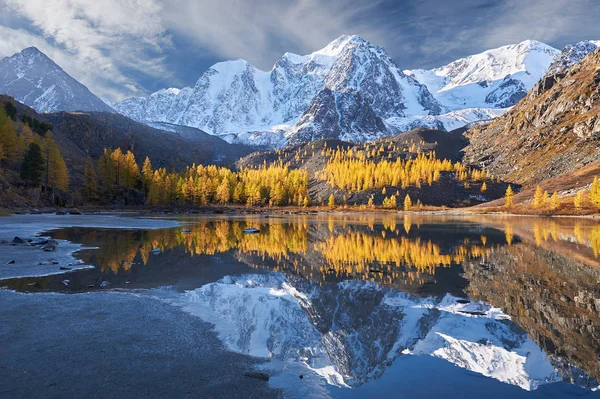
<box><xmin>2</xmin><ymin>213</ymin><xmax>600</xmax><ymax>398</ymax></box>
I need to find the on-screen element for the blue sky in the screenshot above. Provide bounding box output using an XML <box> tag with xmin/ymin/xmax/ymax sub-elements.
<box><xmin>0</xmin><ymin>0</ymin><xmax>598</xmax><ymax>102</ymax></box>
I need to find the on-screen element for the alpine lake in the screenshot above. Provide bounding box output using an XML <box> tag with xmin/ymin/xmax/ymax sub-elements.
<box><xmin>1</xmin><ymin>213</ymin><xmax>600</xmax><ymax>398</ymax></box>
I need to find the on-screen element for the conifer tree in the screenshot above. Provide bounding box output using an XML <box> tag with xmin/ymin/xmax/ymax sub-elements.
<box><xmin>110</xmin><ymin>148</ymin><xmax>125</xmax><ymax>186</ymax></box>
<box><xmin>504</xmin><ymin>185</ymin><xmax>514</xmax><ymax>208</ymax></box>
<box><xmin>328</xmin><ymin>194</ymin><xmax>335</xmax><ymax>209</ymax></box>
<box><xmin>590</xmin><ymin>176</ymin><xmax>600</xmax><ymax>208</ymax></box>
<box><xmin>404</xmin><ymin>194</ymin><xmax>412</xmax><ymax>211</ymax></box>
<box><xmin>4</xmin><ymin>101</ymin><xmax>17</xmax><ymax>120</ymax></box>
<box><xmin>20</xmin><ymin>143</ymin><xmax>44</xmax><ymax>187</ymax></box>
<box><xmin>98</xmin><ymin>149</ymin><xmax>116</xmax><ymax>201</ymax></box>
<box><xmin>574</xmin><ymin>191</ymin><xmax>584</xmax><ymax>210</ymax></box>
<box><xmin>480</xmin><ymin>182</ymin><xmax>487</xmax><ymax>192</ymax></box>
<box><xmin>83</xmin><ymin>157</ymin><xmax>99</xmax><ymax>202</ymax></box>
<box><xmin>141</xmin><ymin>156</ymin><xmax>153</xmax><ymax>192</ymax></box>
<box><xmin>549</xmin><ymin>192</ymin><xmax>560</xmax><ymax>210</ymax></box>
<box><xmin>122</xmin><ymin>150</ymin><xmax>140</xmax><ymax>188</ymax></box>
<box><xmin>0</xmin><ymin>107</ymin><xmax>18</xmax><ymax>162</ymax></box>
<box><xmin>533</xmin><ymin>186</ymin><xmax>545</xmax><ymax>208</ymax></box>
<box><xmin>41</xmin><ymin>133</ymin><xmax>69</xmax><ymax>191</ymax></box>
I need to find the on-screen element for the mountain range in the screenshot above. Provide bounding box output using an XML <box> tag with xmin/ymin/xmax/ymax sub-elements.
<box><xmin>1</xmin><ymin>37</ymin><xmax>599</xmax><ymax>149</ymax></box>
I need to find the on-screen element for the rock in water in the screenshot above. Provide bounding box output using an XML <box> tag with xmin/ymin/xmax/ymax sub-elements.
<box><xmin>30</xmin><ymin>238</ymin><xmax>49</xmax><ymax>246</ymax></box>
<box><xmin>38</xmin><ymin>259</ymin><xmax>59</xmax><ymax>265</ymax></box>
<box><xmin>11</xmin><ymin>237</ymin><xmax>29</xmax><ymax>246</ymax></box>
<box><xmin>243</xmin><ymin>372</ymin><xmax>270</xmax><ymax>382</ymax></box>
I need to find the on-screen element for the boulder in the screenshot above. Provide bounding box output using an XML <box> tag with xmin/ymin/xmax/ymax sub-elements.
<box><xmin>11</xmin><ymin>237</ymin><xmax>29</xmax><ymax>246</ymax></box>
<box><xmin>30</xmin><ymin>238</ymin><xmax>49</xmax><ymax>246</ymax></box>
<box><xmin>41</xmin><ymin>239</ymin><xmax>58</xmax><ymax>252</ymax></box>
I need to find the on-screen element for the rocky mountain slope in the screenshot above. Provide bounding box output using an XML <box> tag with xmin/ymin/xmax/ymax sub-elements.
<box><xmin>0</xmin><ymin>47</ymin><xmax>114</xmax><ymax>113</ymax></box>
<box><xmin>463</xmin><ymin>47</ymin><xmax>600</xmax><ymax>186</ymax></box>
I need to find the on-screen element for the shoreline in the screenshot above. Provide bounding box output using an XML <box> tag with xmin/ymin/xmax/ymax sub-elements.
<box><xmin>2</xmin><ymin>205</ymin><xmax>600</xmax><ymax>220</ymax></box>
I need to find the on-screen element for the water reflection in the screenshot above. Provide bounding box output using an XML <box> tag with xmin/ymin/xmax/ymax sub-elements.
<box><xmin>2</xmin><ymin>214</ymin><xmax>600</xmax><ymax>397</ymax></box>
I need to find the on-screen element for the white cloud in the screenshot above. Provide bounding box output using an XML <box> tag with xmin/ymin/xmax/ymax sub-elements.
<box><xmin>0</xmin><ymin>0</ymin><xmax>172</xmax><ymax>101</ymax></box>
<box><xmin>161</xmin><ymin>0</ymin><xmax>389</xmax><ymax>70</ymax></box>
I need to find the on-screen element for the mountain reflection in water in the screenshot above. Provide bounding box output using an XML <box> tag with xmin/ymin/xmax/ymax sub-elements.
<box><xmin>2</xmin><ymin>214</ymin><xmax>600</xmax><ymax>397</ymax></box>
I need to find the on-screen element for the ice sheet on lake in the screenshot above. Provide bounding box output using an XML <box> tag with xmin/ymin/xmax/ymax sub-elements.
<box><xmin>0</xmin><ymin>214</ymin><xmax>180</xmax><ymax>280</ymax></box>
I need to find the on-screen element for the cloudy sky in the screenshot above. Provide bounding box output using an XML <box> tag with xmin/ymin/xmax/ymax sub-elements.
<box><xmin>1</xmin><ymin>0</ymin><xmax>598</xmax><ymax>103</ymax></box>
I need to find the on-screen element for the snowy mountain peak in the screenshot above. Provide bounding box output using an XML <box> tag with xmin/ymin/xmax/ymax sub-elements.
<box><xmin>405</xmin><ymin>39</ymin><xmax>560</xmax><ymax>111</ymax></box>
<box><xmin>547</xmin><ymin>40</ymin><xmax>600</xmax><ymax>75</ymax></box>
<box><xmin>314</xmin><ymin>34</ymin><xmax>370</xmax><ymax>57</ymax></box>
<box><xmin>0</xmin><ymin>47</ymin><xmax>114</xmax><ymax>113</ymax></box>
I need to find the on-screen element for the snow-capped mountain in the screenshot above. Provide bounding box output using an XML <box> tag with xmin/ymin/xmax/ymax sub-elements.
<box><xmin>0</xmin><ymin>47</ymin><xmax>114</xmax><ymax>113</ymax></box>
<box><xmin>405</xmin><ymin>40</ymin><xmax>560</xmax><ymax>110</ymax></box>
<box><xmin>116</xmin><ymin>35</ymin><xmax>439</xmax><ymax>147</ymax></box>
<box><xmin>159</xmin><ymin>272</ymin><xmax>596</xmax><ymax>398</ymax></box>
<box><xmin>546</xmin><ymin>40</ymin><xmax>600</xmax><ymax>75</ymax></box>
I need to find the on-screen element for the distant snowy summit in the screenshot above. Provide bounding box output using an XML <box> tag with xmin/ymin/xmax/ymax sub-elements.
<box><xmin>1</xmin><ymin>36</ymin><xmax>599</xmax><ymax>148</ymax></box>
<box><xmin>405</xmin><ymin>40</ymin><xmax>560</xmax><ymax>110</ymax></box>
<box><xmin>0</xmin><ymin>47</ymin><xmax>114</xmax><ymax>113</ymax></box>
<box><xmin>546</xmin><ymin>40</ymin><xmax>600</xmax><ymax>75</ymax></box>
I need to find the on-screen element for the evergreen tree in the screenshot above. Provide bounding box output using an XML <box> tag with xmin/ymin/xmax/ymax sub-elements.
<box><xmin>4</xmin><ymin>101</ymin><xmax>17</xmax><ymax>120</ymax></box>
<box><xmin>83</xmin><ymin>157</ymin><xmax>99</xmax><ymax>202</ymax></box>
<box><xmin>480</xmin><ymin>182</ymin><xmax>487</xmax><ymax>192</ymax></box>
<box><xmin>504</xmin><ymin>185</ymin><xmax>514</xmax><ymax>208</ymax></box>
<box><xmin>20</xmin><ymin>143</ymin><xmax>44</xmax><ymax>187</ymax></box>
